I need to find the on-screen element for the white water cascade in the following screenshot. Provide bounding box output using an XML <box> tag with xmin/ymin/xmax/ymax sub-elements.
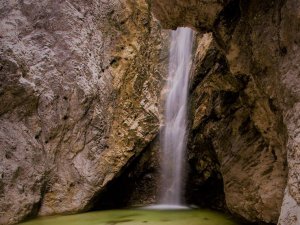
<box><xmin>159</xmin><ymin>27</ymin><xmax>194</xmax><ymax>208</ymax></box>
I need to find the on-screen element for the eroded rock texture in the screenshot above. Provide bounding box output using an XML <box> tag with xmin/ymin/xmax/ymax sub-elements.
<box><xmin>187</xmin><ymin>32</ymin><xmax>287</xmax><ymax>224</ymax></box>
<box><xmin>278</xmin><ymin>0</ymin><xmax>300</xmax><ymax>224</ymax></box>
<box><xmin>2</xmin><ymin>0</ymin><xmax>300</xmax><ymax>224</ymax></box>
<box><xmin>0</xmin><ymin>0</ymin><xmax>167</xmax><ymax>224</ymax></box>
<box><xmin>152</xmin><ymin>0</ymin><xmax>300</xmax><ymax>224</ymax></box>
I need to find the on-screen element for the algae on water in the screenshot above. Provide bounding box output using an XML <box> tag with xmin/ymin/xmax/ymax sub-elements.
<box><xmin>20</xmin><ymin>209</ymin><xmax>242</xmax><ymax>225</ymax></box>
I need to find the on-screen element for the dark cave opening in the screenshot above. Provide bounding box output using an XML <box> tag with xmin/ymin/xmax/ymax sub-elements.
<box><xmin>91</xmin><ymin>137</ymin><xmax>160</xmax><ymax>210</ymax></box>
<box><xmin>91</xmin><ymin>136</ymin><xmax>226</xmax><ymax>213</ymax></box>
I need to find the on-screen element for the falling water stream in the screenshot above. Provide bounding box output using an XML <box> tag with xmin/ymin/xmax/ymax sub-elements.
<box><xmin>159</xmin><ymin>27</ymin><xmax>194</xmax><ymax>207</ymax></box>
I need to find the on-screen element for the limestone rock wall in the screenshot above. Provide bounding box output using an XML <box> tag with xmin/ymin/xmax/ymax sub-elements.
<box><xmin>278</xmin><ymin>0</ymin><xmax>300</xmax><ymax>224</ymax></box>
<box><xmin>0</xmin><ymin>0</ymin><xmax>167</xmax><ymax>224</ymax></box>
<box><xmin>187</xmin><ymin>32</ymin><xmax>287</xmax><ymax>224</ymax></box>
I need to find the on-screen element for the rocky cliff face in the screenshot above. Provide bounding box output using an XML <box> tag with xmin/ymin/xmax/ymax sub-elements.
<box><xmin>152</xmin><ymin>0</ymin><xmax>300</xmax><ymax>224</ymax></box>
<box><xmin>0</xmin><ymin>0</ymin><xmax>167</xmax><ymax>224</ymax></box>
<box><xmin>2</xmin><ymin>0</ymin><xmax>300</xmax><ymax>225</ymax></box>
<box><xmin>187</xmin><ymin>32</ymin><xmax>287</xmax><ymax>224</ymax></box>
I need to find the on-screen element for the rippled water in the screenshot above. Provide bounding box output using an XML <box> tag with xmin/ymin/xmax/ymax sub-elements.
<box><xmin>19</xmin><ymin>209</ymin><xmax>242</xmax><ymax>225</ymax></box>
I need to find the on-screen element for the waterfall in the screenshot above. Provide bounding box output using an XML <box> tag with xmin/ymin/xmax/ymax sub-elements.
<box><xmin>159</xmin><ymin>27</ymin><xmax>194</xmax><ymax>207</ymax></box>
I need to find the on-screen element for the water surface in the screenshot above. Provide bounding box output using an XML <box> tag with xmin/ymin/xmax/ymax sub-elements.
<box><xmin>20</xmin><ymin>209</ymin><xmax>242</xmax><ymax>225</ymax></box>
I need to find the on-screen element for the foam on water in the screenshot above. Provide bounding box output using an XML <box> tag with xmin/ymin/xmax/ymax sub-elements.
<box><xmin>143</xmin><ymin>204</ymin><xmax>189</xmax><ymax>210</ymax></box>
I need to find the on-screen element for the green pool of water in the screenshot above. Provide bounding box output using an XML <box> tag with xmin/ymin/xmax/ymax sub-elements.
<box><xmin>19</xmin><ymin>209</ymin><xmax>243</xmax><ymax>225</ymax></box>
